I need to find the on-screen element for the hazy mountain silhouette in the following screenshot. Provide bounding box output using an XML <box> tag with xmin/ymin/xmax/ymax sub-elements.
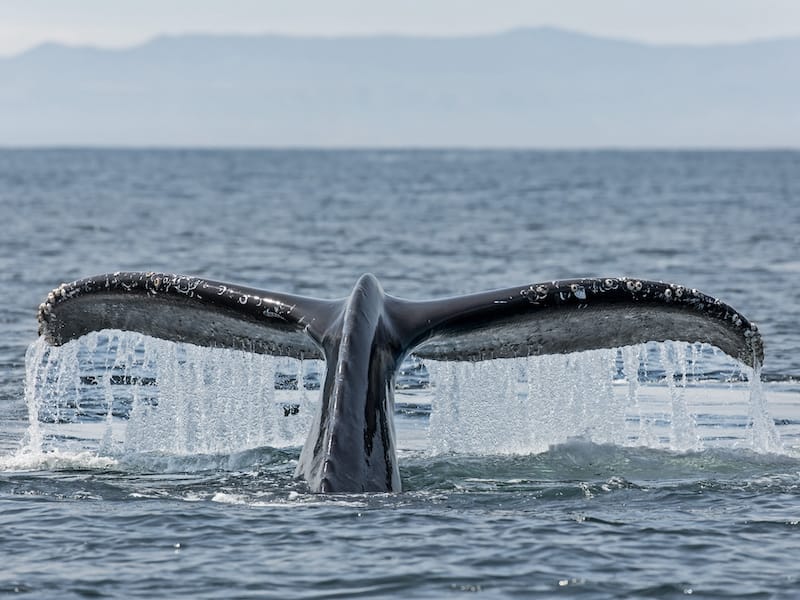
<box><xmin>1</xmin><ymin>28</ymin><xmax>798</xmax><ymax>147</ymax></box>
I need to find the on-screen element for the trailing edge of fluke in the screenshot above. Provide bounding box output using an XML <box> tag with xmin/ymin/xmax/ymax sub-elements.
<box><xmin>37</xmin><ymin>272</ymin><xmax>763</xmax><ymax>493</ymax></box>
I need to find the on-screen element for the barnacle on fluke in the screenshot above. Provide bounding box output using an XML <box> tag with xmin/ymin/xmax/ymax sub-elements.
<box><xmin>37</xmin><ymin>272</ymin><xmax>763</xmax><ymax>492</ymax></box>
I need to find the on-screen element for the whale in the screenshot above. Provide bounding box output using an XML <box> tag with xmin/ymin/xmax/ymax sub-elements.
<box><xmin>37</xmin><ymin>272</ymin><xmax>764</xmax><ymax>493</ymax></box>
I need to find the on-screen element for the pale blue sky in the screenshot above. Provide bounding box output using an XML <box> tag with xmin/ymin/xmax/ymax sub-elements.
<box><xmin>2</xmin><ymin>0</ymin><xmax>800</xmax><ymax>56</ymax></box>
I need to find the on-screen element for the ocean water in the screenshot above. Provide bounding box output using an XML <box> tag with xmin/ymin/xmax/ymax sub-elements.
<box><xmin>1</xmin><ymin>149</ymin><xmax>799</xmax><ymax>598</ymax></box>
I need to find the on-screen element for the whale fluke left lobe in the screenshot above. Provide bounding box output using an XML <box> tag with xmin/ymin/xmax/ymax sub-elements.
<box><xmin>38</xmin><ymin>272</ymin><xmax>337</xmax><ymax>359</ymax></box>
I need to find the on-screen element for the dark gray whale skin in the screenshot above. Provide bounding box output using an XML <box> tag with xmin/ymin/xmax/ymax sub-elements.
<box><xmin>38</xmin><ymin>272</ymin><xmax>764</xmax><ymax>493</ymax></box>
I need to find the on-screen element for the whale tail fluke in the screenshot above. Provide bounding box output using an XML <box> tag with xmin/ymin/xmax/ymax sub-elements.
<box><xmin>38</xmin><ymin>273</ymin><xmax>763</xmax><ymax>368</ymax></box>
<box><xmin>36</xmin><ymin>272</ymin><xmax>763</xmax><ymax>493</ymax></box>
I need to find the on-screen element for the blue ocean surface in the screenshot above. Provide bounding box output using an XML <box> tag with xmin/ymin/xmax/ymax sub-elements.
<box><xmin>1</xmin><ymin>150</ymin><xmax>799</xmax><ymax>598</ymax></box>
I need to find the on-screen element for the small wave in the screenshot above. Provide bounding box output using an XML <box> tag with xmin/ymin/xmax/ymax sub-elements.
<box><xmin>117</xmin><ymin>445</ymin><xmax>298</xmax><ymax>474</ymax></box>
<box><xmin>401</xmin><ymin>439</ymin><xmax>800</xmax><ymax>493</ymax></box>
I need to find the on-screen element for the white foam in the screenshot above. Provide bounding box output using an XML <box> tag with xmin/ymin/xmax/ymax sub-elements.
<box><xmin>0</xmin><ymin>449</ymin><xmax>117</xmax><ymax>471</ymax></box>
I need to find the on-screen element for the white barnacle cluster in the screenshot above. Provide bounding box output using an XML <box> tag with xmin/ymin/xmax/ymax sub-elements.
<box><xmin>108</xmin><ymin>272</ymin><xmax>136</xmax><ymax>293</ymax></box>
<box><xmin>663</xmin><ymin>282</ymin><xmax>685</xmax><ymax>301</ymax></box>
<box><xmin>624</xmin><ymin>278</ymin><xmax>643</xmax><ymax>293</ymax></box>
<box><xmin>522</xmin><ymin>284</ymin><xmax>549</xmax><ymax>303</ymax></box>
<box><xmin>602</xmin><ymin>278</ymin><xmax>619</xmax><ymax>290</ymax></box>
<box><xmin>569</xmin><ymin>283</ymin><xmax>587</xmax><ymax>300</ymax></box>
<box><xmin>37</xmin><ymin>294</ymin><xmax>54</xmax><ymax>322</ymax></box>
<box><xmin>37</xmin><ymin>280</ymin><xmax>77</xmax><ymax>329</ymax></box>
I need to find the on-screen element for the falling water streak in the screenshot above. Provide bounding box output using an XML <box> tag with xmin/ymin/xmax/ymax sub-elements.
<box><xmin>660</xmin><ymin>341</ymin><xmax>698</xmax><ymax>451</ymax></box>
<box><xmin>427</xmin><ymin>361</ymin><xmax>456</xmax><ymax>455</ymax></box>
<box><xmin>690</xmin><ymin>343</ymin><xmax>701</xmax><ymax>381</ymax></box>
<box><xmin>429</xmin><ymin>348</ymin><xmax>625</xmax><ymax>455</ymax></box>
<box><xmin>19</xmin><ymin>332</ymin><xmax>323</xmax><ymax>458</ymax></box>
<box><xmin>98</xmin><ymin>374</ymin><xmax>114</xmax><ymax>453</ymax></box>
<box><xmin>20</xmin><ymin>335</ymin><xmax>786</xmax><ymax>460</ymax></box>
<box><xmin>22</xmin><ymin>339</ymin><xmax>48</xmax><ymax>453</ymax></box>
<box><xmin>427</xmin><ymin>342</ymin><xmax>784</xmax><ymax>456</ymax></box>
<box><xmin>747</xmin><ymin>366</ymin><xmax>783</xmax><ymax>454</ymax></box>
<box><xmin>622</xmin><ymin>345</ymin><xmax>648</xmax><ymax>445</ymax></box>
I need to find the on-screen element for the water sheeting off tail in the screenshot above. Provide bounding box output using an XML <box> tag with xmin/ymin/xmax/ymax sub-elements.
<box><xmin>18</xmin><ymin>335</ymin><xmax>785</xmax><ymax>464</ymax></box>
<box><xmin>20</xmin><ymin>332</ymin><xmax>324</xmax><ymax>458</ymax></box>
<box><xmin>426</xmin><ymin>342</ymin><xmax>783</xmax><ymax>456</ymax></box>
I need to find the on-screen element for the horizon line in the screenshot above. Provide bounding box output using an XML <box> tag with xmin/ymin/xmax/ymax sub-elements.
<box><xmin>2</xmin><ymin>144</ymin><xmax>799</xmax><ymax>153</ymax></box>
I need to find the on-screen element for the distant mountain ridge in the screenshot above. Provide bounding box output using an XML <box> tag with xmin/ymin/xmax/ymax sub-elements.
<box><xmin>1</xmin><ymin>28</ymin><xmax>798</xmax><ymax>147</ymax></box>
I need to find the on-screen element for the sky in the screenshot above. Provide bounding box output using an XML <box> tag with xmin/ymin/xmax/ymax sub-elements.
<box><xmin>2</xmin><ymin>0</ymin><xmax>800</xmax><ymax>56</ymax></box>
